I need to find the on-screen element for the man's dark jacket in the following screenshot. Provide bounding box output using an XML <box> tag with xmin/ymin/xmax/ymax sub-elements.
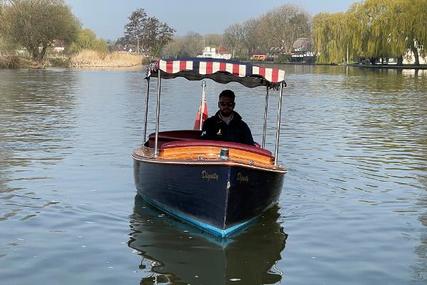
<box><xmin>200</xmin><ymin>111</ymin><xmax>254</xmax><ymax>145</ymax></box>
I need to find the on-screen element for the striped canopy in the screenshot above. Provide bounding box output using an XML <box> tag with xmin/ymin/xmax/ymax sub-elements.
<box><xmin>146</xmin><ymin>58</ymin><xmax>286</xmax><ymax>89</ymax></box>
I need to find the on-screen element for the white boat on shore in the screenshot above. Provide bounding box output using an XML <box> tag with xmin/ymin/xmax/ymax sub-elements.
<box><xmin>196</xmin><ymin>46</ymin><xmax>232</xmax><ymax>60</ymax></box>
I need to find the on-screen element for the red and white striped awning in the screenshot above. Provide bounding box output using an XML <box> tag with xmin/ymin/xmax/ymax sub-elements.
<box><xmin>148</xmin><ymin>58</ymin><xmax>286</xmax><ymax>88</ymax></box>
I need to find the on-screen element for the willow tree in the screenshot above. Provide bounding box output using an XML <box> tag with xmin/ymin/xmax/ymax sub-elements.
<box><xmin>347</xmin><ymin>0</ymin><xmax>427</xmax><ymax>65</ymax></box>
<box><xmin>391</xmin><ymin>0</ymin><xmax>427</xmax><ymax>65</ymax></box>
<box><xmin>347</xmin><ymin>0</ymin><xmax>398</xmax><ymax>63</ymax></box>
<box><xmin>1</xmin><ymin>0</ymin><xmax>80</xmax><ymax>62</ymax></box>
<box><xmin>312</xmin><ymin>13</ymin><xmax>351</xmax><ymax>64</ymax></box>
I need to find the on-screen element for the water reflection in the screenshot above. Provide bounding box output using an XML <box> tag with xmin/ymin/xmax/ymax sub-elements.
<box><xmin>129</xmin><ymin>196</ymin><xmax>287</xmax><ymax>285</ymax></box>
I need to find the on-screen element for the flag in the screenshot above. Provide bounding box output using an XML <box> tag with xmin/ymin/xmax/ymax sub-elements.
<box><xmin>193</xmin><ymin>98</ymin><xmax>208</xmax><ymax>130</ymax></box>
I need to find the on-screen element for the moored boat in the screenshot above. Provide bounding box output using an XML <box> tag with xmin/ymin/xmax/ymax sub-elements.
<box><xmin>132</xmin><ymin>58</ymin><xmax>287</xmax><ymax>237</ymax></box>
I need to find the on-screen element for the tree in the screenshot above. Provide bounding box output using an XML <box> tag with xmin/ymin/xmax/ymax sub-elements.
<box><xmin>347</xmin><ymin>0</ymin><xmax>427</xmax><ymax>65</ymax></box>
<box><xmin>1</xmin><ymin>0</ymin><xmax>80</xmax><ymax>62</ymax></box>
<box><xmin>224</xmin><ymin>23</ymin><xmax>246</xmax><ymax>58</ymax></box>
<box><xmin>123</xmin><ymin>8</ymin><xmax>175</xmax><ymax>57</ymax></box>
<box><xmin>223</xmin><ymin>4</ymin><xmax>311</xmax><ymax>59</ymax></box>
<box><xmin>69</xmin><ymin>28</ymin><xmax>108</xmax><ymax>54</ymax></box>
<box><xmin>162</xmin><ymin>32</ymin><xmax>204</xmax><ymax>58</ymax></box>
<box><xmin>312</xmin><ymin>12</ymin><xmax>351</xmax><ymax>64</ymax></box>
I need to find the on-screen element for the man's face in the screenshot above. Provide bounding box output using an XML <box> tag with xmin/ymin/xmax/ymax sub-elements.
<box><xmin>218</xmin><ymin>96</ymin><xmax>235</xmax><ymax>117</ymax></box>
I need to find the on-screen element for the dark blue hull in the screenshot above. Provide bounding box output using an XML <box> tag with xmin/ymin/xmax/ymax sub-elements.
<box><xmin>133</xmin><ymin>158</ymin><xmax>284</xmax><ymax>237</ymax></box>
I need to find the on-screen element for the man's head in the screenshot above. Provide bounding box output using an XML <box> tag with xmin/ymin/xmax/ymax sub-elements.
<box><xmin>218</xmin><ymin>90</ymin><xmax>235</xmax><ymax>117</ymax></box>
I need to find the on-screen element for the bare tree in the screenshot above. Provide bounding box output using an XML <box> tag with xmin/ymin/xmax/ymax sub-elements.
<box><xmin>123</xmin><ymin>8</ymin><xmax>175</xmax><ymax>57</ymax></box>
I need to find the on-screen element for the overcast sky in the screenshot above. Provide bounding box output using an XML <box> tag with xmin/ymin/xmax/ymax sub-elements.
<box><xmin>64</xmin><ymin>0</ymin><xmax>359</xmax><ymax>40</ymax></box>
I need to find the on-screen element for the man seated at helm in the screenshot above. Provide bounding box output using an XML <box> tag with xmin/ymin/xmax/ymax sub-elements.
<box><xmin>201</xmin><ymin>89</ymin><xmax>255</xmax><ymax>145</ymax></box>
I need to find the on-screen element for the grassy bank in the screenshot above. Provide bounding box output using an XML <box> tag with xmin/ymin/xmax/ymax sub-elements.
<box><xmin>70</xmin><ymin>50</ymin><xmax>145</xmax><ymax>68</ymax></box>
<box><xmin>0</xmin><ymin>49</ymin><xmax>147</xmax><ymax>69</ymax></box>
<box><xmin>0</xmin><ymin>55</ymin><xmax>33</xmax><ymax>68</ymax></box>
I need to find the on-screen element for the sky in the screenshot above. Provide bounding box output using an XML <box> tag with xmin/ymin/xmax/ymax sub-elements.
<box><xmin>64</xmin><ymin>0</ymin><xmax>359</xmax><ymax>40</ymax></box>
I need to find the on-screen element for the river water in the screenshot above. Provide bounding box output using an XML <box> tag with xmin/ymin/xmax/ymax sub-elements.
<box><xmin>0</xmin><ymin>66</ymin><xmax>426</xmax><ymax>285</ymax></box>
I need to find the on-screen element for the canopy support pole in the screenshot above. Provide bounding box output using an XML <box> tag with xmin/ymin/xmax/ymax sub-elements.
<box><xmin>262</xmin><ymin>87</ymin><xmax>269</xmax><ymax>148</ymax></box>
<box><xmin>154</xmin><ymin>70</ymin><xmax>162</xmax><ymax>157</ymax></box>
<box><xmin>274</xmin><ymin>83</ymin><xmax>284</xmax><ymax>166</ymax></box>
<box><xmin>142</xmin><ymin>78</ymin><xmax>150</xmax><ymax>144</ymax></box>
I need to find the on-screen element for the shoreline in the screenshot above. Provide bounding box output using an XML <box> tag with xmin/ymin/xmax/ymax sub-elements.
<box><xmin>258</xmin><ymin>61</ymin><xmax>427</xmax><ymax>70</ymax></box>
<box><xmin>0</xmin><ymin>51</ymin><xmax>146</xmax><ymax>70</ymax></box>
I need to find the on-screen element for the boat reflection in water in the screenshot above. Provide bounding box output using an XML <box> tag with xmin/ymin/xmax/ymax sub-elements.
<box><xmin>128</xmin><ymin>196</ymin><xmax>288</xmax><ymax>285</ymax></box>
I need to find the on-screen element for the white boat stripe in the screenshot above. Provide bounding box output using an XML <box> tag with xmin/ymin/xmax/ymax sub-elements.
<box><xmin>199</xmin><ymin>62</ymin><xmax>207</xmax><ymax>74</ymax></box>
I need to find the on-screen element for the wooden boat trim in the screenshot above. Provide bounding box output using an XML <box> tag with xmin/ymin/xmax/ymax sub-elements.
<box><xmin>132</xmin><ymin>149</ymin><xmax>286</xmax><ymax>174</ymax></box>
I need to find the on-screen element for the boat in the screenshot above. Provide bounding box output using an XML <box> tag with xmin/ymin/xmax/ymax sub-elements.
<box><xmin>196</xmin><ymin>46</ymin><xmax>232</xmax><ymax>60</ymax></box>
<box><xmin>132</xmin><ymin>57</ymin><xmax>287</xmax><ymax>237</ymax></box>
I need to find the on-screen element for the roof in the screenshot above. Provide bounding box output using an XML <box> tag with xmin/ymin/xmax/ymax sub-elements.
<box><xmin>146</xmin><ymin>58</ymin><xmax>286</xmax><ymax>89</ymax></box>
<box><xmin>292</xmin><ymin>38</ymin><xmax>312</xmax><ymax>52</ymax></box>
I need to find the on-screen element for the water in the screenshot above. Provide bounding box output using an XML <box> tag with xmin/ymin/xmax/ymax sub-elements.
<box><xmin>0</xmin><ymin>66</ymin><xmax>426</xmax><ymax>284</ymax></box>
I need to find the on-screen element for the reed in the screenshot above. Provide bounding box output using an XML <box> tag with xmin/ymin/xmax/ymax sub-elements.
<box><xmin>0</xmin><ymin>55</ymin><xmax>31</xmax><ymax>68</ymax></box>
<box><xmin>70</xmin><ymin>49</ymin><xmax>145</xmax><ymax>68</ymax></box>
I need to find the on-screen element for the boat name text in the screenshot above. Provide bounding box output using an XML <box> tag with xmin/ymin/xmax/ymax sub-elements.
<box><xmin>201</xmin><ymin>170</ymin><xmax>219</xmax><ymax>181</ymax></box>
<box><xmin>237</xmin><ymin>172</ymin><xmax>249</xmax><ymax>183</ymax></box>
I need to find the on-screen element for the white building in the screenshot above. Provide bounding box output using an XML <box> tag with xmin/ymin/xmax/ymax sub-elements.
<box><xmin>197</xmin><ymin>47</ymin><xmax>231</xmax><ymax>60</ymax></box>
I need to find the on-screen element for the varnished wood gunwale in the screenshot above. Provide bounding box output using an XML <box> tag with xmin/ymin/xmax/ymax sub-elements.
<box><xmin>132</xmin><ymin>146</ymin><xmax>286</xmax><ymax>173</ymax></box>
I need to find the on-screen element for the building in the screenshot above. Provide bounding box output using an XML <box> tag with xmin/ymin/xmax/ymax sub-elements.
<box><xmin>197</xmin><ymin>47</ymin><xmax>232</xmax><ymax>60</ymax></box>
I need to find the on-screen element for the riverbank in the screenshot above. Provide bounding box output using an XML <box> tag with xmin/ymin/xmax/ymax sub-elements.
<box><xmin>347</xmin><ymin>63</ymin><xmax>427</xmax><ymax>69</ymax></box>
<box><xmin>0</xmin><ymin>55</ymin><xmax>34</xmax><ymax>69</ymax></box>
<box><xmin>0</xmin><ymin>50</ymin><xmax>147</xmax><ymax>69</ymax></box>
<box><xmin>256</xmin><ymin>61</ymin><xmax>427</xmax><ymax>69</ymax></box>
<box><xmin>70</xmin><ymin>50</ymin><xmax>145</xmax><ymax>69</ymax></box>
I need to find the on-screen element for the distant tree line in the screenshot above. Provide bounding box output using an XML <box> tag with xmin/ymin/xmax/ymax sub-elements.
<box><xmin>161</xmin><ymin>4</ymin><xmax>311</xmax><ymax>60</ymax></box>
<box><xmin>0</xmin><ymin>2</ymin><xmax>174</xmax><ymax>63</ymax></box>
<box><xmin>162</xmin><ymin>0</ymin><xmax>426</xmax><ymax>66</ymax></box>
<box><xmin>2</xmin><ymin>0</ymin><xmax>425</xmax><ymax>66</ymax></box>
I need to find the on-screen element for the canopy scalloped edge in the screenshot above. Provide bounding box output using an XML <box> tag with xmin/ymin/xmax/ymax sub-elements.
<box><xmin>145</xmin><ymin>58</ymin><xmax>286</xmax><ymax>89</ymax></box>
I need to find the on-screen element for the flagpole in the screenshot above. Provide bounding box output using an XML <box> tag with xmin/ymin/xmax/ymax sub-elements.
<box><xmin>199</xmin><ymin>81</ymin><xmax>207</xmax><ymax>130</ymax></box>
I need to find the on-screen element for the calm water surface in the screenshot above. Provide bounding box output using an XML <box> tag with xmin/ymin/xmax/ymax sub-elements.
<box><xmin>0</xmin><ymin>66</ymin><xmax>426</xmax><ymax>284</ymax></box>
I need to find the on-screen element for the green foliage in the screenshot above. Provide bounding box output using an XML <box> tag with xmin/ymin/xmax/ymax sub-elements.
<box><xmin>1</xmin><ymin>0</ymin><xmax>80</xmax><ymax>62</ymax></box>
<box><xmin>162</xmin><ymin>32</ymin><xmax>204</xmax><ymax>58</ymax></box>
<box><xmin>69</xmin><ymin>28</ymin><xmax>108</xmax><ymax>54</ymax></box>
<box><xmin>313</xmin><ymin>0</ymin><xmax>427</xmax><ymax>65</ymax></box>
<box><xmin>312</xmin><ymin>13</ymin><xmax>350</xmax><ymax>64</ymax></box>
<box><xmin>161</xmin><ymin>32</ymin><xmax>224</xmax><ymax>58</ymax></box>
<box><xmin>123</xmin><ymin>8</ymin><xmax>175</xmax><ymax>57</ymax></box>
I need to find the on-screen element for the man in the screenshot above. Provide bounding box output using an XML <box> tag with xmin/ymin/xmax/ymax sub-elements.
<box><xmin>201</xmin><ymin>89</ymin><xmax>255</xmax><ymax>145</ymax></box>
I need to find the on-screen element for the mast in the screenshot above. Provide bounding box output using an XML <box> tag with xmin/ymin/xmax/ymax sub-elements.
<box><xmin>198</xmin><ymin>81</ymin><xmax>207</xmax><ymax>130</ymax></box>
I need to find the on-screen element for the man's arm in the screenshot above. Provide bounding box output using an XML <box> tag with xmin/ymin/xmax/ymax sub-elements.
<box><xmin>200</xmin><ymin>118</ymin><xmax>212</xmax><ymax>139</ymax></box>
<box><xmin>241</xmin><ymin>122</ymin><xmax>255</xmax><ymax>145</ymax></box>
